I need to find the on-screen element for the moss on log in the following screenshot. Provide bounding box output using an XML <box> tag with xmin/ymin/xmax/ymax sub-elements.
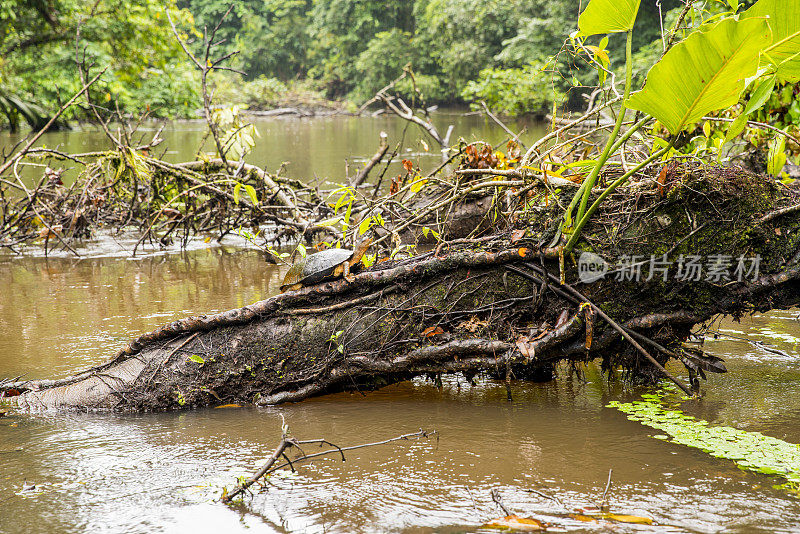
<box><xmin>5</xmin><ymin>164</ymin><xmax>800</xmax><ymax>411</ymax></box>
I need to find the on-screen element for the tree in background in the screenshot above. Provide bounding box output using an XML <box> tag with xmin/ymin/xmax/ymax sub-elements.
<box><xmin>0</xmin><ymin>0</ymin><xmax>733</xmax><ymax>128</ymax></box>
<box><xmin>0</xmin><ymin>0</ymin><xmax>198</xmax><ymax>130</ymax></box>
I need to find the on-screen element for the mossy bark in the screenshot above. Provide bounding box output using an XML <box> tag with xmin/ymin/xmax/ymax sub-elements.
<box><xmin>6</xmin><ymin>164</ymin><xmax>800</xmax><ymax>411</ymax></box>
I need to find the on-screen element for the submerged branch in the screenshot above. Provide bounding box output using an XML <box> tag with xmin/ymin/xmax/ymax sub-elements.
<box><xmin>222</xmin><ymin>429</ymin><xmax>435</xmax><ymax>502</ymax></box>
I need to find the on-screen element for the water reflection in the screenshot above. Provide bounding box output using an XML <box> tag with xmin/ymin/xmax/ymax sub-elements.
<box><xmin>3</xmin><ymin>377</ymin><xmax>800</xmax><ymax>533</ymax></box>
<box><xmin>0</xmin><ymin>111</ymin><xmax>547</xmax><ymax>187</ymax></box>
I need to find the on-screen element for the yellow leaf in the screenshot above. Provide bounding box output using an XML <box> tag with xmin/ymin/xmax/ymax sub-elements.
<box><xmin>603</xmin><ymin>513</ymin><xmax>653</xmax><ymax>525</ymax></box>
<box><xmin>409</xmin><ymin>178</ymin><xmax>428</xmax><ymax>194</ymax></box>
<box><xmin>244</xmin><ymin>184</ymin><xmax>258</xmax><ymax>205</ymax></box>
<box><xmin>484</xmin><ymin>515</ymin><xmax>546</xmax><ymax>531</ymax></box>
<box><xmin>358</xmin><ymin>216</ymin><xmax>372</xmax><ymax>236</ymax></box>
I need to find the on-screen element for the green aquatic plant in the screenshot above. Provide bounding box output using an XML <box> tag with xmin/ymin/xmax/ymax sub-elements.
<box><xmin>608</xmin><ymin>392</ymin><xmax>800</xmax><ymax>486</ymax></box>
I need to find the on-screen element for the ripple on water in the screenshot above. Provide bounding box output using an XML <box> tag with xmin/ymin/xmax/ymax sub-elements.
<box><xmin>4</xmin><ymin>251</ymin><xmax>800</xmax><ymax>532</ymax></box>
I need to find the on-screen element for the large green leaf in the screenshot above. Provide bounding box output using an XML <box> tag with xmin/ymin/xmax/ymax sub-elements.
<box><xmin>743</xmin><ymin>0</ymin><xmax>800</xmax><ymax>82</ymax></box>
<box><xmin>627</xmin><ymin>17</ymin><xmax>772</xmax><ymax>134</ymax></box>
<box><xmin>577</xmin><ymin>0</ymin><xmax>640</xmax><ymax>37</ymax></box>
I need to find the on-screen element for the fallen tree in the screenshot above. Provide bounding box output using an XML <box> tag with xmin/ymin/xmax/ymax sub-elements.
<box><xmin>5</xmin><ymin>0</ymin><xmax>800</xmax><ymax>412</ymax></box>
<box><xmin>4</xmin><ymin>163</ymin><xmax>800</xmax><ymax>411</ymax></box>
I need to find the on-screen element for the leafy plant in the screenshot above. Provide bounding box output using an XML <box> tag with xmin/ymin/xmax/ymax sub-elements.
<box><xmin>626</xmin><ymin>17</ymin><xmax>772</xmax><ymax>135</ymax></box>
<box><xmin>328</xmin><ymin>330</ymin><xmax>345</xmax><ymax>354</ymax></box>
<box><xmin>560</xmin><ymin>0</ymin><xmax>800</xmax><ymax>253</ymax></box>
<box><xmin>210</xmin><ymin>106</ymin><xmax>260</xmax><ymax>161</ymax></box>
<box><xmin>609</xmin><ymin>390</ymin><xmax>800</xmax><ymax>485</ymax></box>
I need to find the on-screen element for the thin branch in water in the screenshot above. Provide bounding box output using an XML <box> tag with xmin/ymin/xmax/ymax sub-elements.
<box><xmin>222</xmin><ymin>429</ymin><xmax>436</xmax><ymax>502</ymax></box>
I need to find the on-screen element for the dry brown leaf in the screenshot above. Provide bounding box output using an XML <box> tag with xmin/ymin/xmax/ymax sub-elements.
<box><xmin>555</xmin><ymin>309</ymin><xmax>569</xmax><ymax>328</ymax></box>
<box><xmin>516</xmin><ymin>340</ymin><xmax>535</xmax><ymax>360</ymax></box>
<box><xmin>390</xmin><ymin>175</ymin><xmax>401</xmax><ymax>195</ymax></box>
<box><xmin>657</xmin><ymin>164</ymin><xmax>669</xmax><ymax>197</ymax></box>
<box><xmin>484</xmin><ymin>515</ymin><xmax>547</xmax><ymax>531</ymax></box>
<box><xmin>582</xmin><ymin>304</ymin><xmax>594</xmax><ymax>350</ymax></box>
<box><xmin>421</xmin><ymin>326</ymin><xmax>444</xmax><ymax>338</ymax></box>
<box><xmin>511</xmin><ymin>229</ymin><xmax>525</xmax><ymax>243</ymax></box>
<box><xmin>37</xmin><ymin>224</ymin><xmax>63</xmax><ymax>239</ymax></box>
<box><xmin>458</xmin><ymin>316</ymin><xmax>488</xmax><ymax>333</ymax></box>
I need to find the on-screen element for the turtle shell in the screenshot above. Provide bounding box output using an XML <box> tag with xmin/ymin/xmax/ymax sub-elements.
<box><xmin>281</xmin><ymin>248</ymin><xmax>353</xmax><ymax>290</ymax></box>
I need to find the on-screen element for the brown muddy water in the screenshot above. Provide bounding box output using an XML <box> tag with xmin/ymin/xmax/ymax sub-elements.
<box><xmin>2</xmin><ymin>115</ymin><xmax>800</xmax><ymax>533</ymax></box>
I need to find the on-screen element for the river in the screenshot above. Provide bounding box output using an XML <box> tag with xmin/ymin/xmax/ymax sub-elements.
<box><xmin>1</xmin><ymin>113</ymin><xmax>800</xmax><ymax>533</ymax></box>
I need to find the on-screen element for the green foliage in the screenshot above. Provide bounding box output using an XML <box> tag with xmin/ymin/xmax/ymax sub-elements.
<box><xmin>627</xmin><ymin>17</ymin><xmax>772</xmax><ymax>134</ymax></box>
<box><xmin>743</xmin><ymin>0</ymin><xmax>800</xmax><ymax>83</ymax></box>
<box><xmin>412</xmin><ymin>0</ymin><xmax>538</xmax><ymax>102</ymax></box>
<box><xmin>461</xmin><ymin>63</ymin><xmax>561</xmax><ymax>117</ymax></box>
<box><xmin>211</xmin><ymin>75</ymin><xmax>336</xmax><ymax>111</ymax></box>
<box><xmin>746</xmin><ymin>82</ymin><xmax>800</xmax><ymax>156</ymax></box>
<box><xmin>307</xmin><ymin>0</ymin><xmax>414</xmax><ymax>97</ymax></box>
<box><xmin>2</xmin><ymin>0</ymin><xmax>756</xmax><ymax>127</ymax></box>
<box><xmin>608</xmin><ymin>391</ymin><xmax>800</xmax><ymax>484</ymax></box>
<box><xmin>0</xmin><ymin>0</ymin><xmax>199</xmax><ymax>128</ymax></box>
<box><xmin>577</xmin><ymin>0</ymin><xmax>641</xmax><ymax>37</ymax></box>
<box><xmin>351</xmin><ymin>29</ymin><xmax>418</xmax><ymax>103</ymax></box>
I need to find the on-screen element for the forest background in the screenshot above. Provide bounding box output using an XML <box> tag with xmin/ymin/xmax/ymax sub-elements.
<box><xmin>0</xmin><ymin>0</ymin><xmax>696</xmax><ymax>130</ymax></box>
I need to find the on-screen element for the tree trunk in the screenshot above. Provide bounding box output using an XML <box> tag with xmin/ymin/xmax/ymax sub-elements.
<box><xmin>5</xmin><ymin>165</ymin><xmax>800</xmax><ymax>411</ymax></box>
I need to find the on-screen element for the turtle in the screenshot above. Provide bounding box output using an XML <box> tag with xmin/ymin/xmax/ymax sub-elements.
<box><xmin>280</xmin><ymin>239</ymin><xmax>372</xmax><ymax>292</ymax></box>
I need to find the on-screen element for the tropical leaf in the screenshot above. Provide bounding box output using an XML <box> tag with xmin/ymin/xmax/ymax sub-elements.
<box><xmin>627</xmin><ymin>17</ymin><xmax>772</xmax><ymax>134</ymax></box>
<box><xmin>244</xmin><ymin>184</ymin><xmax>258</xmax><ymax>205</ymax></box>
<box><xmin>744</xmin><ymin>73</ymin><xmax>777</xmax><ymax>114</ymax></box>
<box><xmin>577</xmin><ymin>0</ymin><xmax>641</xmax><ymax>37</ymax></box>
<box><xmin>743</xmin><ymin>0</ymin><xmax>800</xmax><ymax>82</ymax></box>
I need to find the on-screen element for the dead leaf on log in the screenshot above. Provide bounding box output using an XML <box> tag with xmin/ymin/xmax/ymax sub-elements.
<box><xmin>484</xmin><ymin>515</ymin><xmax>547</xmax><ymax>531</ymax></box>
<box><xmin>458</xmin><ymin>316</ymin><xmax>488</xmax><ymax>333</ymax></box>
<box><xmin>657</xmin><ymin>165</ymin><xmax>668</xmax><ymax>197</ymax></box>
<box><xmin>555</xmin><ymin>309</ymin><xmax>569</xmax><ymax>329</ymax></box>
<box><xmin>511</xmin><ymin>229</ymin><xmax>525</xmax><ymax>243</ymax></box>
<box><xmin>421</xmin><ymin>326</ymin><xmax>445</xmax><ymax>338</ymax></box>
<box><xmin>657</xmin><ymin>161</ymin><xmax>679</xmax><ymax>197</ymax></box>
<box><xmin>402</xmin><ymin>159</ymin><xmax>414</xmax><ymax>173</ymax></box>
<box><xmin>516</xmin><ymin>336</ymin><xmax>535</xmax><ymax>360</ymax></box>
<box><xmin>37</xmin><ymin>225</ymin><xmax>63</xmax><ymax>239</ymax></box>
